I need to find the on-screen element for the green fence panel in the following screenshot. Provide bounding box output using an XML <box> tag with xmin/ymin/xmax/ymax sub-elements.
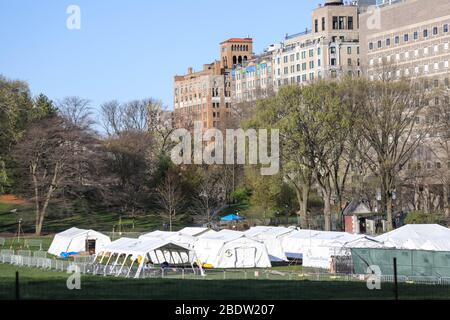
<box><xmin>351</xmin><ymin>248</ymin><xmax>450</xmax><ymax>277</ymax></box>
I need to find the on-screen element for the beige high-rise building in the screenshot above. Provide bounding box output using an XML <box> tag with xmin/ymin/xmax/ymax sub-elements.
<box><xmin>173</xmin><ymin>38</ymin><xmax>253</xmax><ymax>130</ymax></box>
<box><xmin>272</xmin><ymin>0</ymin><xmax>360</xmax><ymax>90</ymax></box>
<box><xmin>360</xmin><ymin>0</ymin><xmax>450</xmax><ymax>214</ymax></box>
<box><xmin>360</xmin><ymin>0</ymin><xmax>450</xmax><ymax>82</ymax></box>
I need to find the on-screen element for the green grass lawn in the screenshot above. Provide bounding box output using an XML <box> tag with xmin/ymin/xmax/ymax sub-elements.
<box><xmin>0</xmin><ymin>200</ymin><xmax>167</xmax><ymax>235</ymax></box>
<box><xmin>0</xmin><ymin>264</ymin><xmax>449</xmax><ymax>300</ymax></box>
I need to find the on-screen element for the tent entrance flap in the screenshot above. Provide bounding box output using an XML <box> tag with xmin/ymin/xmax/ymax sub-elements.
<box><xmin>86</xmin><ymin>239</ymin><xmax>96</xmax><ymax>255</ymax></box>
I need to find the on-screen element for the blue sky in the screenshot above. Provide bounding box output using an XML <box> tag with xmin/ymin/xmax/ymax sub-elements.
<box><xmin>0</xmin><ymin>0</ymin><xmax>321</xmax><ymax>111</ymax></box>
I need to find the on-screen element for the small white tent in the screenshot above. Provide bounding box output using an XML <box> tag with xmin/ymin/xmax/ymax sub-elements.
<box><xmin>194</xmin><ymin>230</ymin><xmax>271</xmax><ymax>268</ymax></box>
<box><xmin>245</xmin><ymin>227</ymin><xmax>293</xmax><ymax>262</ymax></box>
<box><xmin>48</xmin><ymin>227</ymin><xmax>111</xmax><ymax>257</ymax></box>
<box><xmin>375</xmin><ymin>224</ymin><xmax>450</xmax><ymax>251</ymax></box>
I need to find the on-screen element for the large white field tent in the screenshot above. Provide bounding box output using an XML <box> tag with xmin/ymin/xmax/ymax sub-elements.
<box><xmin>194</xmin><ymin>230</ymin><xmax>271</xmax><ymax>268</ymax></box>
<box><xmin>244</xmin><ymin>227</ymin><xmax>293</xmax><ymax>262</ymax></box>
<box><xmin>375</xmin><ymin>224</ymin><xmax>450</xmax><ymax>251</ymax></box>
<box><xmin>281</xmin><ymin>230</ymin><xmax>380</xmax><ymax>269</ymax></box>
<box><xmin>99</xmin><ymin>237</ymin><xmax>193</xmax><ymax>278</ymax></box>
<box><xmin>48</xmin><ymin>227</ymin><xmax>111</xmax><ymax>257</ymax></box>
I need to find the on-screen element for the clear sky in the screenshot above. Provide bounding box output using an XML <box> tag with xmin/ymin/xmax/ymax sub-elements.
<box><xmin>0</xmin><ymin>0</ymin><xmax>321</xmax><ymax>111</ymax></box>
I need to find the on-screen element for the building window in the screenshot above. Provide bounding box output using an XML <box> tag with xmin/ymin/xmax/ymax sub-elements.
<box><xmin>444</xmin><ymin>24</ymin><xmax>449</xmax><ymax>33</ymax></box>
<box><xmin>347</xmin><ymin>47</ymin><xmax>352</xmax><ymax>54</ymax></box>
<box><xmin>330</xmin><ymin>47</ymin><xmax>336</xmax><ymax>54</ymax></box>
<box><xmin>348</xmin><ymin>58</ymin><xmax>352</xmax><ymax>66</ymax></box>
<box><xmin>369</xmin><ymin>42</ymin><xmax>373</xmax><ymax>50</ymax></box>
<box><xmin>348</xmin><ymin>16</ymin><xmax>353</xmax><ymax>30</ymax></box>
<box><xmin>322</xmin><ymin>17</ymin><xmax>326</xmax><ymax>31</ymax></box>
<box><xmin>331</xmin><ymin>58</ymin><xmax>336</xmax><ymax>66</ymax></box>
<box><xmin>433</xmin><ymin>26</ymin><xmax>438</xmax><ymax>35</ymax></box>
<box><xmin>386</xmin><ymin>38</ymin><xmax>391</xmax><ymax>46</ymax></box>
<box><xmin>377</xmin><ymin>40</ymin><xmax>382</xmax><ymax>48</ymax></box>
<box><xmin>339</xmin><ymin>16</ymin><xmax>345</xmax><ymax>29</ymax></box>
<box><xmin>414</xmin><ymin>31</ymin><xmax>418</xmax><ymax>40</ymax></box>
<box><xmin>404</xmin><ymin>34</ymin><xmax>409</xmax><ymax>42</ymax></box>
<box><xmin>395</xmin><ymin>36</ymin><xmax>400</xmax><ymax>44</ymax></box>
<box><xmin>332</xmin><ymin>16</ymin><xmax>338</xmax><ymax>30</ymax></box>
<box><xmin>423</xmin><ymin>29</ymin><xmax>428</xmax><ymax>38</ymax></box>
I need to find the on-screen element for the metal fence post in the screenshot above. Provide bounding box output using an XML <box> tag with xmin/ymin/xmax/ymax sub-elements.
<box><xmin>15</xmin><ymin>271</ymin><xmax>20</xmax><ymax>300</ymax></box>
<box><xmin>393</xmin><ymin>258</ymin><xmax>399</xmax><ymax>301</ymax></box>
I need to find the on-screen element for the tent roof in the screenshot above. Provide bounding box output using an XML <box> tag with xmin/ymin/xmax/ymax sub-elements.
<box><xmin>199</xmin><ymin>229</ymin><xmax>244</xmax><ymax>243</ymax></box>
<box><xmin>245</xmin><ymin>226</ymin><xmax>293</xmax><ymax>238</ymax></box>
<box><xmin>140</xmin><ymin>231</ymin><xmax>177</xmax><ymax>240</ymax></box>
<box><xmin>104</xmin><ymin>237</ymin><xmax>190</xmax><ymax>257</ymax></box>
<box><xmin>178</xmin><ymin>227</ymin><xmax>213</xmax><ymax>237</ymax></box>
<box><xmin>376</xmin><ymin>224</ymin><xmax>450</xmax><ymax>251</ymax></box>
<box><xmin>54</xmin><ymin>227</ymin><xmax>108</xmax><ymax>239</ymax></box>
<box><xmin>56</xmin><ymin>227</ymin><xmax>90</xmax><ymax>238</ymax></box>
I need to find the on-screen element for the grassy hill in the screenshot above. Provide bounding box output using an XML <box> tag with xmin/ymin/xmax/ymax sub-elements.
<box><xmin>0</xmin><ymin>198</ymin><xmax>178</xmax><ymax>235</ymax></box>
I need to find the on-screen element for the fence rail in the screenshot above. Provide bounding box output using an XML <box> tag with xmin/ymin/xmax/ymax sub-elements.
<box><xmin>1</xmin><ymin>250</ymin><xmax>450</xmax><ymax>286</ymax></box>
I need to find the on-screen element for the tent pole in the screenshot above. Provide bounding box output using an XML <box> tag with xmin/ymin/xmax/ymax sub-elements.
<box><xmin>117</xmin><ymin>254</ymin><xmax>129</xmax><ymax>277</ymax></box>
<box><xmin>127</xmin><ymin>259</ymin><xmax>135</xmax><ymax>278</ymax></box>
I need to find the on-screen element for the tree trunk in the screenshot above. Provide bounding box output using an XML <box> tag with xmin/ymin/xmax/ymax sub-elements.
<box><xmin>323</xmin><ymin>192</ymin><xmax>332</xmax><ymax>231</ymax></box>
<box><xmin>443</xmin><ymin>184</ymin><xmax>449</xmax><ymax>218</ymax></box>
<box><xmin>295</xmin><ymin>187</ymin><xmax>309</xmax><ymax>229</ymax></box>
<box><xmin>386</xmin><ymin>195</ymin><xmax>393</xmax><ymax>231</ymax></box>
<box><xmin>301</xmin><ymin>185</ymin><xmax>309</xmax><ymax>229</ymax></box>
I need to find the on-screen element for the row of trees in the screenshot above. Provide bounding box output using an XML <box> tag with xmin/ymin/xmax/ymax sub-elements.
<box><xmin>0</xmin><ymin>76</ymin><xmax>238</xmax><ymax>235</ymax></box>
<box><xmin>242</xmin><ymin>76</ymin><xmax>447</xmax><ymax>231</ymax></box>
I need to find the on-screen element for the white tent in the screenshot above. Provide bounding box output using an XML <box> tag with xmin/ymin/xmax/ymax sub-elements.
<box><xmin>375</xmin><ymin>224</ymin><xmax>450</xmax><ymax>251</ymax></box>
<box><xmin>98</xmin><ymin>237</ymin><xmax>193</xmax><ymax>278</ymax></box>
<box><xmin>48</xmin><ymin>227</ymin><xmax>111</xmax><ymax>257</ymax></box>
<box><xmin>179</xmin><ymin>227</ymin><xmax>216</xmax><ymax>237</ymax></box>
<box><xmin>194</xmin><ymin>230</ymin><xmax>271</xmax><ymax>268</ymax></box>
<box><xmin>244</xmin><ymin>227</ymin><xmax>293</xmax><ymax>262</ymax></box>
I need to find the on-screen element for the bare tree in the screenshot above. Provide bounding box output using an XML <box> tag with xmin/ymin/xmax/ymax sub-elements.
<box><xmin>156</xmin><ymin>170</ymin><xmax>185</xmax><ymax>231</ymax></box>
<box><xmin>14</xmin><ymin>116</ymin><xmax>98</xmax><ymax>235</ymax></box>
<box><xmin>352</xmin><ymin>77</ymin><xmax>432</xmax><ymax>230</ymax></box>
<box><xmin>58</xmin><ymin>96</ymin><xmax>94</xmax><ymax>129</ymax></box>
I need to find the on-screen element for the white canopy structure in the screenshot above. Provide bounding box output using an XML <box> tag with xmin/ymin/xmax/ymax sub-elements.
<box><xmin>139</xmin><ymin>231</ymin><xmax>198</xmax><ymax>263</ymax></box>
<box><xmin>97</xmin><ymin>237</ymin><xmax>194</xmax><ymax>278</ymax></box>
<box><xmin>194</xmin><ymin>230</ymin><xmax>271</xmax><ymax>268</ymax></box>
<box><xmin>375</xmin><ymin>224</ymin><xmax>450</xmax><ymax>251</ymax></box>
<box><xmin>48</xmin><ymin>227</ymin><xmax>111</xmax><ymax>257</ymax></box>
<box><xmin>244</xmin><ymin>227</ymin><xmax>293</xmax><ymax>262</ymax></box>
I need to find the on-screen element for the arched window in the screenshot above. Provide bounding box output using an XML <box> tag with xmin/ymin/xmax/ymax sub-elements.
<box><xmin>233</xmin><ymin>56</ymin><xmax>237</xmax><ymax>65</ymax></box>
<box><xmin>238</xmin><ymin>56</ymin><xmax>243</xmax><ymax>64</ymax></box>
<box><xmin>244</xmin><ymin>56</ymin><xmax>248</xmax><ymax>62</ymax></box>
